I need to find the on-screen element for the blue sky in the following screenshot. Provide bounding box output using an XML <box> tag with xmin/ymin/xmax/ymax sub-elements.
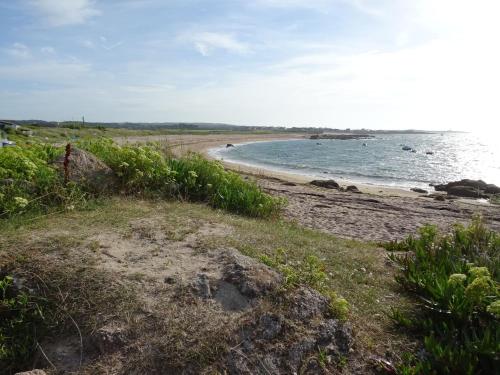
<box><xmin>1</xmin><ymin>0</ymin><xmax>499</xmax><ymax>131</ymax></box>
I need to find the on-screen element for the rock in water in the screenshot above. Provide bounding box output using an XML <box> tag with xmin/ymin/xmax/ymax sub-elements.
<box><xmin>53</xmin><ymin>148</ymin><xmax>117</xmax><ymax>193</ymax></box>
<box><xmin>226</xmin><ymin>143</ymin><xmax>235</xmax><ymax>148</ymax></box>
<box><xmin>310</xmin><ymin>180</ymin><xmax>340</xmax><ymax>189</ymax></box>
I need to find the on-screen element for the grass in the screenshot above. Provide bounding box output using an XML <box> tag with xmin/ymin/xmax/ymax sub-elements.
<box><xmin>385</xmin><ymin>219</ymin><xmax>500</xmax><ymax>374</ymax></box>
<box><xmin>0</xmin><ymin>197</ymin><xmax>411</xmax><ymax>372</ymax></box>
<box><xmin>6</xmin><ymin>124</ymin><xmax>279</xmax><ymax>144</ymax></box>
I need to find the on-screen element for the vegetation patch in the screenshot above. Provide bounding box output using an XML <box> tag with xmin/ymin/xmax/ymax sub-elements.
<box><xmin>0</xmin><ymin>139</ymin><xmax>283</xmax><ymax>219</ymax></box>
<box><xmin>385</xmin><ymin>218</ymin><xmax>500</xmax><ymax>374</ymax></box>
<box><xmin>260</xmin><ymin>249</ymin><xmax>349</xmax><ymax>320</ymax></box>
<box><xmin>0</xmin><ymin>246</ymin><xmax>137</xmax><ymax>373</ymax></box>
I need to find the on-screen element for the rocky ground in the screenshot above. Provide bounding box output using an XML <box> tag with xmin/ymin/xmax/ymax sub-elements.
<box><xmin>254</xmin><ymin>176</ymin><xmax>500</xmax><ymax>242</ymax></box>
<box><xmin>6</xmin><ymin>201</ymin><xmax>373</xmax><ymax>375</ymax></box>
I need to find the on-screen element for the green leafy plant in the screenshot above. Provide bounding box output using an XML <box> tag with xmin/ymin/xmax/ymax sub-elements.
<box><xmin>79</xmin><ymin>139</ymin><xmax>283</xmax><ymax>217</ymax></box>
<box><xmin>260</xmin><ymin>249</ymin><xmax>349</xmax><ymax>320</ymax></box>
<box><xmin>0</xmin><ymin>275</ymin><xmax>46</xmax><ymax>373</ymax></box>
<box><xmin>385</xmin><ymin>218</ymin><xmax>500</xmax><ymax>374</ymax></box>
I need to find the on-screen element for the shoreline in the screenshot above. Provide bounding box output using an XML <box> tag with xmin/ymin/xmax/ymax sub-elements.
<box><xmin>116</xmin><ymin>133</ymin><xmax>494</xmax><ymax>201</ymax></box>
<box><xmin>203</xmin><ymin>139</ymin><xmax>426</xmax><ymax>198</ymax></box>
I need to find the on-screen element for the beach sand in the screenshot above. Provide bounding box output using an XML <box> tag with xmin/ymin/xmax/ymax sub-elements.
<box><xmin>116</xmin><ymin>133</ymin><xmax>500</xmax><ymax>241</ymax></box>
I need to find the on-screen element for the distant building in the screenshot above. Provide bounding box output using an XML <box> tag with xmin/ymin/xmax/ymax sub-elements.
<box><xmin>0</xmin><ymin>121</ymin><xmax>20</xmax><ymax>130</ymax></box>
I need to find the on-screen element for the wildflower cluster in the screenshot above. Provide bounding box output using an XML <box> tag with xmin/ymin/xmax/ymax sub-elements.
<box><xmin>386</xmin><ymin>218</ymin><xmax>499</xmax><ymax>374</ymax></box>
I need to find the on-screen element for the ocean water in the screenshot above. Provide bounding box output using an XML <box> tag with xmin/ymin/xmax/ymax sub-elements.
<box><xmin>211</xmin><ymin>133</ymin><xmax>500</xmax><ymax>190</ymax></box>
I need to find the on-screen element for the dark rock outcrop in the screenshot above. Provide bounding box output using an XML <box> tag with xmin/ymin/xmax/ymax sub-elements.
<box><xmin>226</xmin><ymin>144</ymin><xmax>235</xmax><ymax>148</ymax></box>
<box><xmin>310</xmin><ymin>180</ymin><xmax>340</xmax><ymax>189</ymax></box>
<box><xmin>346</xmin><ymin>185</ymin><xmax>361</xmax><ymax>194</ymax></box>
<box><xmin>221</xmin><ymin>286</ymin><xmax>353</xmax><ymax>374</ymax></box>
<box><xmin>434</xmin><ymin>179</ymin><xmax>499</xmax><ymax>198</ymax></box>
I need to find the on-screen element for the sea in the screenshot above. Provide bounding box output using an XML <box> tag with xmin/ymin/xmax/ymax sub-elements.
<box><xmin>210</xmin><ymin>132</ymin><xmax>500</xmax><ymax>191</ymax></box>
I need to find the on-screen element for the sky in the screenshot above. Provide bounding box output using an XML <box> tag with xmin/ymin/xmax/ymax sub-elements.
<box><xmin>1</xmin><ymin>0</ymin><xmax>500</xmax><ymax>131</ymax></box>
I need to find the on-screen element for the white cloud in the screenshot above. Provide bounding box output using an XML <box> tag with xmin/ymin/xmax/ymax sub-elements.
<box><xmin>252</xmin><ymin>0</ymin><xmax>384</xmax><ymax>15</ymax></box>
<box><xmin>5</xmin><ymin>43</ymin><xmax>31</xmax><ymax>59</ymax></box>
<box><xmin>40</xmin><ymin>46</ymin><xmax>55</xmax><ymax>54</ymax></box>
<box><xmin>30</xmin><ymin>0</ymin><xmax>100</xmax><ymax>26</ymax></box>
<box><xmin>182</xmin><ymin>32</ymin><xmax>251</xmax><ymax>56</ymax></box>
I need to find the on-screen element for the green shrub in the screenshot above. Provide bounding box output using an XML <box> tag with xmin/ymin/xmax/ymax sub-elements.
<box><xmin>79</xmin><ymin>139</ymin><xmax>283</xmax><ymax>217</ymax></box>
<box><xmin>0</xmin><ymin>275</ymin><xmax>46</xmax><ymax>373</ymax></box>
<box><xmin>1</xmin><ymin>139</ymin><xmax>282</xmax><ymax>219</ymax></box>
<box><xmin>78</xmin><ymin>138</ymin><xmax>175</xmax><ymax>194</ymax></box>
<box><xmin>0</xmin><ymin>144</ymin><xmax>85</xmax><ymax>216</ymax></box>
<box><xmin>168</xmin><ymin>153</ymin><xmax>283</xmax><ymax>217</ymax></box>
<box><xmin>385</xmin><ymin>218</ymin><xmax>500</xmax><ymax>374</ymax></box>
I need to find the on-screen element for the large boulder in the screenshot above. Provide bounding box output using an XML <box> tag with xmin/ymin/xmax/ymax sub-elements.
<box><xmin>310</xmin><ymin>180</ymin><xmax>340</xmax><ymax>189</ymax></box>
<box><xmin>53</xmin><ymin>147</ymin><xmax>117</xmax><ymax>193</ymax></box>
<box><xmin>434</xmin><ymin>179</ymin><xmax>499</xmax><ymax>199</ymax></box>
<box><xmin>447</xmin><ymin>186</ymin><xmax>489</xmax><ymax>198</ymax></box>
<box><xmin>434</xmin><ymin>179</ymin><xmax>488</xmax><ymax>192</ymax></box>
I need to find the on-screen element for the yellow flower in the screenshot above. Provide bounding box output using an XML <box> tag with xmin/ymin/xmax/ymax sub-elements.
<box><xmin>448</xmin><ymin>273</ymin><xmax>467</xmax><ymax>287</ymax></box>
<box><xmin>14</xmin><ymin>196</ymin><xmax>29</xmax><ymax>208</ymax></box>
<box><xmin>469</xmin><ymin>266</ymin><xmax>490</xmax><ymax>279</ymax></box>
<box><xmin>464</xmin><ymin>276</ymin><xmax>494</xmax><ymax>304</ymax></box>
<box><xmin>486</xmin><ymin>300</ymin><xmax>500</xmax><ymax>317</ymax></box>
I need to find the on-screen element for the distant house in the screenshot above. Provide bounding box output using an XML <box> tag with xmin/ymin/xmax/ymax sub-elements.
<box><xmin>0</xmin><ymin>120</ymin><xmax>20</xmax><ymax>130</ymax></box>
<box><xmin>19</xmin><ymin>128</ymin><xmax>34</xmax><ymax>136</ymax></box>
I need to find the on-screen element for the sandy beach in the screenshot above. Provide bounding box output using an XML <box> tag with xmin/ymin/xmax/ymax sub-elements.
<box><xmin>116</xmin><ymin>133</ymin><xmax>500</xmax><ymax>241</ymax></box>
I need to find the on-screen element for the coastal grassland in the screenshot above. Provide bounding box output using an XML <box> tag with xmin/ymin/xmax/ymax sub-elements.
<box><xmin>0</xmin><ymin>197</ymin><xmax>414</xmax><ymax>372</ymax></box>
<box><xmin>385</xmin><ymin>219</ymin><xmax>500</xmax><ymax>374</ymax></box>
<box><xmin>6</xmin><ymin>124</ymin><xmax>278</xmax><ymax>144</ymax></box>
<box><xmin>0</xmin><ymin>139</ymin><xmax>283</xmax><ymax>218</ymax></box>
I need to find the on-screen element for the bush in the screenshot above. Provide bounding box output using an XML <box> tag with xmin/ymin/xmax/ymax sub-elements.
<box><xmin>79</xmin><ymin>139</ymin><xmax>283</xmax><ymax>218</ymax></box>
<box><xmin>0</xmin><ymin>144</ymin><xmax>86</xmax><ymax>216</ymax></box>
<box><xmin>78</xmin><ymin>138</ymin><xmax>175</xmax><ymax>194</ymax></box>
<box><xmin>0</xmin><ymin>275</ymin><xmax>46</xmax><ymax>373</ymax></box>
<box><xmin>0</xmin><ymin>139</ymin><xmax>283</xmax><ymax>219</ymax></box>
<box><xmin>168</xmin><ymin>153</ymin><xmax>283</xmax><ymax>217</ymax></box>
<box><xmin>385</xmin><ymin>218</ymin><xmax>500</xmax><ymax>374</ymax></box>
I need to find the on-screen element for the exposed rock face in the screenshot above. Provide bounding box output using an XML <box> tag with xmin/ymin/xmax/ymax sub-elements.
<box><xmin>434</xmin><ymin>179</ymin><xmax>500</xmax><ymax>198</ymax></box>
<box><xmin>180</xmin><ymin>249</ymin><xmax>353</xmax><ymax>374</ymax></box>
<box><xmin>53</xmin><ymin>147</ymin><xmax>117</xmax><ymax>193</ymax></box>
<box><xmin>93</xmin><ymin>324</ymin><xmax>126</xmax><ymax>354</ymax></box>
<box><xmin>222</xmin><ymin>250</ymin><xmax>282</xmax><ymax>298</ymax></box>
<box><xmin>222</xmin><ymin>286</ymin><xmax>353</xmax><ymax>374</ymax></box>
<box><xmin>310</xmin><ymin>180</ymin><xmax>340</xmax><ymax>189</ymax></box>
<box><xmin>411</xmin><ymin>188</ymin><xmax>428</xmax><ymax>194</ymax></box>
